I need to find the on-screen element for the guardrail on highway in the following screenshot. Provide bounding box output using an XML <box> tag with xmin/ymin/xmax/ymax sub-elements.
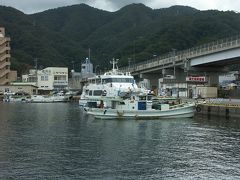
<box><xmin>120</xmin><ymin>35</ymin><xmax>240</xmax><ymax>73</ymax></box>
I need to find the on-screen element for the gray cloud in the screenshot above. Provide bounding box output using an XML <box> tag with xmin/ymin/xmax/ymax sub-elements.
<box><xmin>0</xmin><ymin>0</ymin><xmax>239</xmax><ymax>14</ymax></box>
<box><xmin>86</xmin><ymin>0</ymin><xmax>148</xmax><ymax>11</ymax></box>
<box><xmin>1</xmin><ymin>0</ymin><xmax>81</xmax><ymax>14</ymax></box>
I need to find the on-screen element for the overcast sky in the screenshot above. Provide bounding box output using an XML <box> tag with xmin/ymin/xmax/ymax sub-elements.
<box><xmin>0</xmin><ymin>0</ymin><xmax>239</xmax><ymax>14</ymax></box>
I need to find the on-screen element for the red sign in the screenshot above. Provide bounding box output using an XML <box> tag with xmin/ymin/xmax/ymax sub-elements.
<box><xmin>186</xmin><ymin>76</ymin><xmax>207</xmax><ymax>82</ymax></box>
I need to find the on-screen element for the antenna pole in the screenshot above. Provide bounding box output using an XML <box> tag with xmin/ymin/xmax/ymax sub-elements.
<box><xmin>34</xmin><ymin>58</ymin><xmax>38</xmax><ymax>87</ymax></box>
<box><xmin>110</xmin><ymin>58</ymin><xmax>118</xmax><ymax>71</ymax></box>
<box><xmin>88</xmin><ymin>48</ymin><xmax>91</xmax><ymax>61</ymax></box>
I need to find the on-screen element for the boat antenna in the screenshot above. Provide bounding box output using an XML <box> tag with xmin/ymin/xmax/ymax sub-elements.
<box><xmin>88</xmin><ymin>48</ymin><xmax>91</xmax><ymax>61</ymax></box>
<box><xmin>116</xmin><ymin>59</ymin><xmax>119</xmax><ymax>70</ymax></box>
<box><xmin>110</xmin><ymin>58</ymin><xmax>118</xmax><ymax>70</ymax></box>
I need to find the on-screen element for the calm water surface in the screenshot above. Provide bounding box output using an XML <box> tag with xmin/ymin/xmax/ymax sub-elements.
<box><xmin>0</xmin><ymin>102</ymin><xmax>240</xmax><ymax>179</ymax></box>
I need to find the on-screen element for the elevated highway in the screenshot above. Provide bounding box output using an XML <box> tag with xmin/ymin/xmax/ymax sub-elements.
<box><xmin>120</xmin><ymin>35</ymin><xmax>240</xmax><ymax>75</ymax></box>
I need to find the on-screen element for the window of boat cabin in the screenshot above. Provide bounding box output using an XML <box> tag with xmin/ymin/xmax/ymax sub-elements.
<box><xmin>102</xmin><ymin>79</ymin><xmax>107</xmax><ymax>84</ymax></box>
<box><xmin>147</xmin><ymin>95</ymin><xmax>152</xmax><ymax>101</ymax></box>
<box><xmin>89</xmin><ymin>79</ymin><xmax>95</xmax><ymax>84</ymax></box>
<box><xmin>102</xmin><ymin>78</ymin><xmax>134</xmax><ymax>83</ymax></box>
<box><xmin>89</xmin><ymin>90</ymin><xmax>93</xmax><ymax>96</ymax></box>
<box><xmin>111</xmin><ymin>101</ymin><xmax>117</xmax><ymax>109</ymax></box>
<box><xmin>96</xmin><ymin>78</ymin><xmax>101</xmax><ymax>84</ymax></box>
<box><xmin>93</xmin><ymin>90</ymin><xmax>102</xmax><ymax>96</ymax></box>
<box><xmin>139</xmin><ymin>96</ymin><xmax>146</xmax><ymax>100</ymax></box>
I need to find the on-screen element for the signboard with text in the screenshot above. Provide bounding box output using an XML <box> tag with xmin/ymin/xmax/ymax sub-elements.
<box><xmin>186</xmin><ymin>76</ymin><xmax>207</xmax><ymax>82</ymax></box>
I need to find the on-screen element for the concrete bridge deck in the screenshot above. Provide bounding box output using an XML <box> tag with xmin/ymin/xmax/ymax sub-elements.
<box><xmin>120</xmin><ymin>35</ymin><xmax>240</xmax><ymax>75</ymax></box>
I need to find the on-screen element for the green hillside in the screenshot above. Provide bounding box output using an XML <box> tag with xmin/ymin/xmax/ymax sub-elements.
<box><xmin>1</xmin><ymin>3</ymin><xmax>240</xmax><ymax>74</ymax></box>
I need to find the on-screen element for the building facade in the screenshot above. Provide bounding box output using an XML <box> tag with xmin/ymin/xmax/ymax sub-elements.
<box><xmin>37</xmin><ymin>67</ymin><xmax>68</xmax><ymax>91</ymax></box>
<box><xmin>22</xmin><ymin>69</ymin><xmax>38</xmax><ymax>85</ymax></box>
<box><xmin>68</xmin><ymin>58</ymin><xmax>95</xmax><ymax>90</ymax></box>
<box><xmin>0</xmin><ymin>84</ymin><xmax>38</xmax><ymax>95</ymax></box>
<box><xmin>0</xmin><ymin>27</ymin><xmax>11</xmax><ymax>85</ymax></box>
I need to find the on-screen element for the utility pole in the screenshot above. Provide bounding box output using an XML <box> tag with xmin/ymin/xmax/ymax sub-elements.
<box><xmin>88</xmin><ymin>48</ymin><xmax>91</xmax><ymax>61</ymax></box>
<box><xmin>128</xmin><ymin>58</ymin><xmax>131</xmax><ymax>69</ymax></box>
<box><xmin>71</xmin><ymin>60</ymin><xmax>75</xmax><ymax>71</ymax></box>
<box><xmin>34</xmin><ymin>58</ymin><xmax>38</xmax><ymax>87</ymax></box>
<box><xmin>133</xmin><ymin>41</ymin><xmax>136</xmax><ymax>70</ymax></box>
<box><xmin>172</xmin><ymin>49</ymin><xmax>176</xmax><ymax>78</ymax></box>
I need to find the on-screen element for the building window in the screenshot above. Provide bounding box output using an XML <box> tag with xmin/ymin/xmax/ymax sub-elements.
<box><xmin>45</xmin><ymin>76</ymin><xmax>48</xmax><ymax>81</ymax></box>
<box><xmin>54</xmin><ymin>75</ymin><xmax>66</xmax><ymax>81</ymax></box>
<box><xmin>41</xmin><ymin>76</ymin><xmax>44</xmax><ymax>81</ymax></box>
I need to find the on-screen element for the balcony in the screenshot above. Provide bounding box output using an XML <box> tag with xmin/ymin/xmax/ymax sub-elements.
<box><xmin>53</xmin><ymin>80</ymin><xmax>68</xmax><ymax>86</ymax></box>
<box><xmin>0</xmin><ymin>69</ymin><xmax>10</xmax><ymax>78</ymax></box>
<box><xmin>0</xmin><ymin>39</ymin><xmax>7</xmax><ymax>45</ymax></box>
<box><xmin>0</xmin><ymin>42</ymin><xmax>10</xmax><ymax>49</ymax></box>
<box><xmin>0</xmin><ymin>46</ymin><xmax>10</xmax><ymax>54</ymax></box>
<box><xmin>0</xmin><ymin>61</ymin><xmax>10</xmax><ymax>69</ymax></box>
<box><xmin>0</xmin><ymin>78</ymin><xmax>9</xmax><ymax>85</ymax></box>
<box><xmin>0</xmin><ymin>37</ymin><xmax>10</xmax><ymax>44</ymax></box>
<box><xmin>0</xmin><ymin>54</ymin><xmax>11</xmax><ymax>62</ymax></box>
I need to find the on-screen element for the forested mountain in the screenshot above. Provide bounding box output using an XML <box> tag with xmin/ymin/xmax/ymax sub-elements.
<box><xmin>1</xmin><ymin>3</ymin><xmax>240</xmax><ymax>74</ymax></box>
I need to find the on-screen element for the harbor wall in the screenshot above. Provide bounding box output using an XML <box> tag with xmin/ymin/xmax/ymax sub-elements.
<box><xmin>196</xmin><ymin>104</ymin><xmax>240</xmax><ymax>118</ymax></box>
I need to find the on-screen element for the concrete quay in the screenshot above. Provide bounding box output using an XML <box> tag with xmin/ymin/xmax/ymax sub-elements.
<box><xmin>193</xmin><ymin>98</ymin><xmax>240</xmax><ymax>118</ymax></box>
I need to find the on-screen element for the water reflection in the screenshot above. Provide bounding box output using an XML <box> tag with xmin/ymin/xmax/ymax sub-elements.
<box><xmin>0</xmin><ymin>103</ymin><xmax>240</xmax><ymax>179</ymax></box>
<box><xmin>194</xmin><ymin>113</ymin><xmax>240</xmax><ymax>130</ymax></box>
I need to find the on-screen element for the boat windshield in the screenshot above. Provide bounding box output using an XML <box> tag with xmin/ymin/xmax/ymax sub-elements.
<box><xmin>102</xmin><ymin>78</ymin><xmax>134</xmax><ymax>84</ymax></box>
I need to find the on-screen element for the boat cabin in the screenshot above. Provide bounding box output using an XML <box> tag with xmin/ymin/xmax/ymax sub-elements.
<box><xmin>98</xmin><ymin>94</ymin><xmax>154</xmax><ymax>111</ymax></box>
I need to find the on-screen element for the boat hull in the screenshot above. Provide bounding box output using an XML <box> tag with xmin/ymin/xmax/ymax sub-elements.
<box><xmin>27</xmin><ymin>95</ymin><xmax>68</xmax><ymax>103</ymax></box>
<box><xmin>85</xmin><ymin>103</ymin><xmax>195</xmax><ymax>119</ymax></box>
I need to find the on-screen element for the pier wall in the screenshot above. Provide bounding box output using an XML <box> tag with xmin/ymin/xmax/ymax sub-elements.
<box><xmin>196</xmin><ymin>104</ymin><xmax>240</xmax><ymax>118</ymax></box>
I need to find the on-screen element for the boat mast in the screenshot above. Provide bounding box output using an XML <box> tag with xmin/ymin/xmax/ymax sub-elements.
<box><xmin>110</xmin><ymin>58</ymin><xmax>118</xmax><ymax>71</ymax></box>
<box><xmin>88</xmin><ymin>48</ymin><xmax>91</xmax><ymax>61</ymax></box>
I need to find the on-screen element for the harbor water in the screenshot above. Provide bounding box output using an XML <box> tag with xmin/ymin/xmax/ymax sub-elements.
<box><xmin>0</xmin><ymin>103</ymin><xmax>240</xmax><ymax>179</ymax></box>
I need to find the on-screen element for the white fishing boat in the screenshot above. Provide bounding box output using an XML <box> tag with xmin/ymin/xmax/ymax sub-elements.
<box><xmin>84</xmin><ymin>93</ymin><xmax>195</xmax><ymax>119</ymax></box>
<box><xmin>3</xmin><ymin>91</ymin><xmax>31</xmax><ymax>102</ymax></box>
<box><xmin>28</xmin><ymin>92</ymin><xmax>69</xmax><ymax>103</ymax></box>
<box><xmin>79</xmin><ymin>59</ymin><xmax>147</xmax><ymax>107</ymax></box>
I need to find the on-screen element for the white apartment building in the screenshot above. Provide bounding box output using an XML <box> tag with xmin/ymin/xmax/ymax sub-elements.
<box><xmin>37</xmin><ymin>67</ymin><xmax>68</xmax><ymax>91</ymax></box>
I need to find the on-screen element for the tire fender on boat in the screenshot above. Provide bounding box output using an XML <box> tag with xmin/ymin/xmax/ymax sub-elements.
<box><xmin>196</xmin><ymin>106</ymin><xmax>201</xmax><ymax>112</ymax></box>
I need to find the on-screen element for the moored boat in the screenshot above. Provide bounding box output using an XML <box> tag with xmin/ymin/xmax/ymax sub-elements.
<box><xmin>79</xmin><ymin>59</ymin><xmax>147</xmax><ymax>107</ymax></box>
<box><xmin>28</xmin><ymin>93</ymin><xmax>69</xmax><ymax>103</ymax></box>
<box><xmin>3</xmin><ymin>91</ymin><xmax>31</xmax><ymax>102</ymax></box>
<box><xmin>84</xmin><ymin>93</ymin><xmax>195</xmax><ymax>119</ymax></box>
